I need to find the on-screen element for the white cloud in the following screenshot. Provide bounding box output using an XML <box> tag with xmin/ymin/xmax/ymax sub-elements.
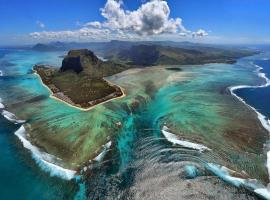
<box><xmin>30</xmin><ymin>0</ymin><xmax>208</xmax><ymax>41</ymax></box>
<box><xmin>36</xmin><ymin>21</ymin><xmax>45</xmax><ymax>28</ymax></box>
<box><xmin>192</xmin><ymin>29</ymin><xmax>208</xmax><ymax>37</ymax></box>
<box><xmin>179</xmin><ymin>32</ymin><xmax>187</xmax><ymax>37</ymax></box>
<box><xmin>83</xmin><ymin>21</ymin><xmax>102</xmax><ymax>28</ymax></box>
<box><xmin>99</xmin><ymin>0</ymin><xmax>187</xmax><ymax>35</ymax></box>
<box><xmin>30</xmin><ymin>28</ymin><xmax>111</xmax><ymax>40</ymax></box>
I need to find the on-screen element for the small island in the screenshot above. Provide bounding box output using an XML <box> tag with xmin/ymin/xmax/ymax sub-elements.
<box><xmin>34</xmin><ymin>49</ymin><xmax>127</xmax><ymax>110</ymax></box>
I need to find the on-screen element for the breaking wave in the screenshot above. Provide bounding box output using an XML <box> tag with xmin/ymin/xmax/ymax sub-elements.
<box><xmin>227</xmin><ymin>61</ymin><xmax>270</xmax><ymax>199</ymax></box>
<box><xmin>0</xmin><ymin>98</ymin><xmax>4</xmax><ymax>109</ymax></box>
<box><xmin>94</xmin><ymin>141</ymin><xmax>112</xmax><ymax>162</ymax></box>
<box><xmin>0</xmin><ymin>83</ymin><xmax>77</xmax><ymax>181</ymax></box>
<box><xmin>207</xmin><ymin>163</ymin><xmax>270</xmax><ymax>200</ymax></box>
<box><xmin>1</xmin><ymin>110</ymin><xmax>25</xmax><ymax>124</ymax></box>
<box><xmin>161</xmin><ymin>126</ymin><xmax>211</xmax><ymax>152</ymax></box>
<box><xmin>14</xmin><ymin>125</ymin><xmax>76</xmax><ymax>180</ymax></box>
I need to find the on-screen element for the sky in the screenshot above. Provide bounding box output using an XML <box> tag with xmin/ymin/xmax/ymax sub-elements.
<box><xmin>1</xmin><ymin>0</ymin><xmax>270</xmax><ymax>45</ymax></box>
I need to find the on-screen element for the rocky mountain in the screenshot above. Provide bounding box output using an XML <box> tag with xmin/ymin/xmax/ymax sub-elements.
<box><xmin>60</xmin><ymin>49</ymin><xmax>127</xmax><ymax>78</ymax></box>
<box><xmin>34</xmin><ymin>49</ymin><xmax>126</xmax><ymax>108</ymax></box>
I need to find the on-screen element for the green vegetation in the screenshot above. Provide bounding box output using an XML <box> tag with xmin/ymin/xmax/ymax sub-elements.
<box><xmin>34</xmin><ymin>49</ymin><xmax>126</xmax><ymax>109</ymax></box>
<box><xmin>52</xmin><ymin>72</ymin><xmax>116</xmax><ymax>104</ymax></box>
<box><xmin>108</xmin><ymin>44</ymin><xmax>257</xmax><ymax>66</ymax></box>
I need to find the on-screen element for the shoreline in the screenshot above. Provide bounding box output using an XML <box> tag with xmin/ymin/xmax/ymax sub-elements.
<box><xmin>229</xmin><ymin>61</ymin><xmax>270</xmax><ymax>181</ymax></box>
<box><xmin>33</xmin><ymin>69</ymin><xmax>126</xmax><ymax>112</ymax></box>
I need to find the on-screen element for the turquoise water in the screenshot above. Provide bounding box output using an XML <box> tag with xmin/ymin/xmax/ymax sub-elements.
<box><xmin>84</xmin><ymin>57</ymin><xmax>268</xmax><ymax>199</ymax></box>
<box><xmin>0</xmin><ymin>48</ymin><xmax>269</xmax><ymax>199</ymax></box>
<box><xmin>0</xmin><ymin>49</ymin><xmax>79</xmax><ymax>199</ymax></box>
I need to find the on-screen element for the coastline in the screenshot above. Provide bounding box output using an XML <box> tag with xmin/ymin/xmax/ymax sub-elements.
<box><xmin>0</xmin><ymin>96</ymin><xmax>78</xmax><ymax>180</ymax></box>
<box><xmin>229</xmin><ymin>61</ymin><xmax>270</xmax><ymax>186</ymax></box>
<box><xmin>33</xmin><ymin>69</ymin><xmax>126</xmax><ymax>112</ymax></box>
<box><xmin>14</xmin><ymin>125</ymin><xmax>77</xmax><ymax>180</ymax></box>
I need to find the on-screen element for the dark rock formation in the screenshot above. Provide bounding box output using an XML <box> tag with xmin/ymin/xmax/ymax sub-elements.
<box><xmin>60</xmin><ymin>49</ymin><xmax>126</xmax><ymax>78</ymax></box>
<box><xmin>61</xmin><ymin>55</ymin><xmax>83</xmax><ymax>73</ymax></box>
<box><xmin>60</xmin><ymin>49</ymin><xmax>99</xmax><ymax>73</ymax></box>
<box><xmin>165</xmin><ymin>67</ymin><xmax>183</xmax><ymax>71</ymax></box>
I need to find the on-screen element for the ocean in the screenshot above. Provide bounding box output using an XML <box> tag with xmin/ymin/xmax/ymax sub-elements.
<box><xmin>0</xmin><ymin>47</ymin><xmax>270</xmax><ymax>199</ymax></box>
<box><xmin>234</xmin><ymin>59</ymin><xmax>270</xmax><ymax>119</ymax></box>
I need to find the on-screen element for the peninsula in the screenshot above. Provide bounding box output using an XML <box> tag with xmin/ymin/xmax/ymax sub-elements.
<box><xmin>34</xmin><ymin>49</ymin><xmax>127</xmax><ymax>110</ymax></box>
<box><xmin>33</xmin><ymin>44</ymin><xmax>257</xmax><ymax>111</ymax></box>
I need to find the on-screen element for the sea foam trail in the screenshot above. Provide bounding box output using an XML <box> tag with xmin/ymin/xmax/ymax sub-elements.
<box><xmin>15</xmin><ymin>125</ymin><xmax>76</xmax><ymax>180</ymax></box>
<box><xmin>161</xmin><ymin>126</ymin><xmax>211</xmax><ymax>152</ymax></box>
<box><xmin>94</xmin><ymin>141</ymin><xmax>112</xmax><ymax>162</ymax></box>
<box><xmin>229</xmin><ymin>62</ymin><xmax>270</xmax><ymax>180</ymax></box>
<box><xmin>1</xmin><ymin>110</ymin><xmax>25</xmax><ymax>124</ymax></box>
<box><xmin>207</xmin><ymin>163</ymin><xmax>270</xmax><ymax>200</ymax></box>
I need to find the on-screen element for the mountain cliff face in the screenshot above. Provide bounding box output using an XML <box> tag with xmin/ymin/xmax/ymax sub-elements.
<box><xmin>60</xmin><ymin>49</ymin><xmax>126</xmax><ymax>78</ymax></box>
<box><xmin>60</xmin><ymin>49</ymin><xmax>99</xmax><ymax>73</ymax></box>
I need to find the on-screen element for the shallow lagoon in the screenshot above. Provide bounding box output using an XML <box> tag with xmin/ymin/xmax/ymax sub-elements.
<box><xmin>0</xmin><ymin>48</ymin><xmax>269</xmax><ymax>199</ymax></box>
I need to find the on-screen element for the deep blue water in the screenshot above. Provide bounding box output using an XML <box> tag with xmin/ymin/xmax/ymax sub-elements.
<box><xmin>258</xmin><ymin>59</ymin><xmax>270</xmax><ymax>78</ymax></box>
<box><xmin>0</xmin><ymin>49</ymin><xmax>10</xmax><ymax>58</ymax></box>
<box><xmin>0</xmin><ymin>117</ymin><xmax>77</xmax><ymax>199</ymax></box>
<box><xmin>235</xmin><ymin>59</ymin><xmax>270</xmax><ymax>118</ymax></box>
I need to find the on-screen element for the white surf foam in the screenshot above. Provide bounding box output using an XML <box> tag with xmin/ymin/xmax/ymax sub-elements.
<box><xmin>162</xmin><ymin>126</ymin><xmax>211</xmax><ymax>152</ymax></box>
<box><xmin>0</xmin><ymin>70</ymin><xmax>3</xmax><ymax>76</ymax></box>
<box><xmin>230</xmin><ymin>87</ymin><xmax>270</xmax><ymax>133</ymax></box>
<box><xmin>0</xmin><ymin>98</ymin><xmax>4</xmax><ymax>109</ymax></box>
<box><xmin>1</xmin><ymin>110</ymin><xmax>25</xmax><ymax>124</ymax></box>
<box><xmin>15</xmin><ymin>125</ymin><xmax>76</xmax><ymax>180</ymax></box>
<box><xmin>255</xmin><ymin>188</ymin><xmax>270</xmax><ymax>200</ymax></box>
<box><xmin>207</xmin><ymin>163</ymin><xmax>270</xmax><ymax>200</ymax></box>
<box><xmin>94</xmin><ymin>141</ymin><xmax>112</xmax><ymax>162</ymax></box>
<box><xmin>206</xmin><ymin>163</ymin><xmax>246</xmax><ymax>187</ymax></box>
